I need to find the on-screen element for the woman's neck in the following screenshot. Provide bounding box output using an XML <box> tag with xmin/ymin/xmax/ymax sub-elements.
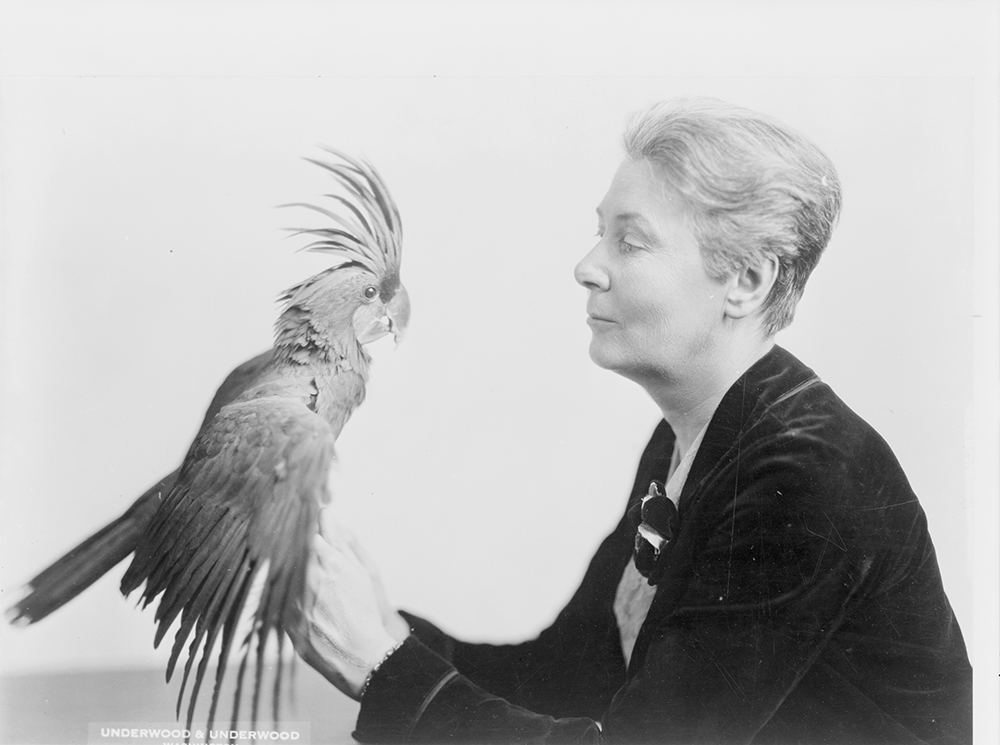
<box><xmin>649</xmin><ymin>338</ymin><xmax>775</xmax><ymax>459</ymax></box>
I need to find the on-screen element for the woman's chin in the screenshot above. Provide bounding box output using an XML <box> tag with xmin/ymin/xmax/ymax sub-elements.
<box><xmin>588</xmin><ymin>343</ymin><xmax>628</xmax><ymax>375</ymax></box>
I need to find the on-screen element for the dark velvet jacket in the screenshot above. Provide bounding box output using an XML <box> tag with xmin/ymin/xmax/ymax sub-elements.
<box><xmin>354</xmin><ymin>346</ymin><xmax>972</xmax><ymax>744</ymax></box>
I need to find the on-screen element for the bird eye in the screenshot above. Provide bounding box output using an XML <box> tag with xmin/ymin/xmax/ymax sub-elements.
<box><xmin>363</xmin><ymin>286</ymin><xmax>379</xmax><ymax>301</ymax></box>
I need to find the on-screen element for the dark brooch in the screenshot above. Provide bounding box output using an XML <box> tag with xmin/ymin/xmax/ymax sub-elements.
<box><xmin>628</xmin><ymin>480</ymin><xmax>680</xmax><ymax>580</ymax></box>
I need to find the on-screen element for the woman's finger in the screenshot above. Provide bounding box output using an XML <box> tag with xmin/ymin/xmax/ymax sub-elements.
<box><xmin>317</xmin><ymin>506</ymin><xmax>341</xmax><ymax>543</ymax></box>
<box><xmin>311</xmin><ymin>532</ymin><xmax>338</xmax><ymax>571</ymax></box>
<box><xmin>345</xmin><ymin>532</ymin><xmax>379</xmax><ymax>576</ymax></box>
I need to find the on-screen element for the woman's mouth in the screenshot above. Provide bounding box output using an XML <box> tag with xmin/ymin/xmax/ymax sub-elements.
<box><xmin>587</xmin><ymin>314</ymin><xmax>615</xmax><ymax>327</ymax></box>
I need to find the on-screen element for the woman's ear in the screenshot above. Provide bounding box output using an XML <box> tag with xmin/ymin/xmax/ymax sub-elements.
<box><xmin>724</xmin><ymin>254</ymin><xmax>779</xmax><ymax>320</ymax></box>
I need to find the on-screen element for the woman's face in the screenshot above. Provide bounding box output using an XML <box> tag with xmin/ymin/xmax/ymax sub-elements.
<box><xmin>574</xmin><ymin>158</ymin><xmax>731</xmax><ymax>387</ymax></box>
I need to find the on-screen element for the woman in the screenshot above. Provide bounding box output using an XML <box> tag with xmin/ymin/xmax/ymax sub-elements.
<box><xmin>290</xmin><ymin>97</ymin><xmax>973</xmax><ymax>744</ymax></box>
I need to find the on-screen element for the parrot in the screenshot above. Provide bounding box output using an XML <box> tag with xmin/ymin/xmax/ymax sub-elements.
<box><xmin>7</xmin><ymin>149</ymin><xmax>410</xmax><ymax>734</ymax></box>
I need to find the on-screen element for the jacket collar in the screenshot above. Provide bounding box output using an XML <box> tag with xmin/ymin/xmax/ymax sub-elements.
<box><xmin>676</xmin><ymin>344</ymin><xmax>819</xmax><ymax>516</ymax></box>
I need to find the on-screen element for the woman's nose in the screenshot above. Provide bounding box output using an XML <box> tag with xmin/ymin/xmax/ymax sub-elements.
<box><xmin>574</xmin><ymin>243</ymin><xmax>610</xmax><ymax>291</ymax></box>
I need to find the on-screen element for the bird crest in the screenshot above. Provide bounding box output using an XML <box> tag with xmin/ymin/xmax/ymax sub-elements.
<box><xmin>284</xmin><ymin>147</ymin><xmax>403</xmax><ymax>284</ymax></box>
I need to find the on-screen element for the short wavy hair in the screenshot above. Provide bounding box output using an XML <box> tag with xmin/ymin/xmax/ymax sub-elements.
<box><xmin>622</xmin><ymin>97</ymin><xmax>842</xmax><ymax>336</ymax></box>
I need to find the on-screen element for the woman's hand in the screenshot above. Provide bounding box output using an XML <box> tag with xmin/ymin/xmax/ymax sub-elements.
<box><xmin>289</xmin><ymin>519</ymin><xmax>406</xmax><ymax>700</ymax></box>
<box><xmin>338</xmin><ymin>521</ymin><xmax>413</xmax><ymax>644</ymax></box>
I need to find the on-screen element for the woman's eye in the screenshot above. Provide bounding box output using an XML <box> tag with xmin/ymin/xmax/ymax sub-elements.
<box><xmin>619</xmin><ymin>239</ymin><xmax>641</xmax><ymax>254</ymax></box>
<box><xmin>363</xmin><ymin>286</ymin><xmax>379</xmax><ymax>300</ymax></box>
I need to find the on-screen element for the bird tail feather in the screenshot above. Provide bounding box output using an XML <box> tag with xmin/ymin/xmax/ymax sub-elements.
<box><xmin>7</xmin><ymin>469</ymin><xmax>179</xmax><ymax>625</ymax></box>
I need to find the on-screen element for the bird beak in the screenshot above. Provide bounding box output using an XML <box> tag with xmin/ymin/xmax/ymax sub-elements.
<box><xmin>386</xmin><ymin>285</ymin><xmax>410</xmax><ymax>346</ymax></box>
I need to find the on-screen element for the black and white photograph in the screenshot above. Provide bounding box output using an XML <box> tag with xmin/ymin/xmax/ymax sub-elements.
<box><xmin>1</xmin><ymin>1</ymin><xmax>997</xmax><ymax>743</ymax></box>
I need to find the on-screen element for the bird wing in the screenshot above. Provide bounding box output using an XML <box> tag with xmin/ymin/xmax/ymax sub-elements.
<box><xmin>7</xmin><ymin>350</ymin><xmax>277</xmax><ymax>627</ymax></box>
<box><xmin>120</xmin><ymin>394</ymin><xmax>335</xmax><ymax>733</ymax></box>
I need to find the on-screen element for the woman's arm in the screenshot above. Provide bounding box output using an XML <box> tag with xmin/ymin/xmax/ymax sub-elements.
<box><xmin>355</xmin><ymin>635</ymin><xmax>603</xmax><ymax>744</ymax></box>
<box><xmin>396</xmin><ymin>513</ymin><xmax>631</xmax><ymax>720</ymax></box>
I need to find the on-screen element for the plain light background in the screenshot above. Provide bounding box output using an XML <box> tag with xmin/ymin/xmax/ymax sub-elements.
<box><xmin>0</xmin><ymin>0</ymin><xmax>996</xmax><ymax>739</ymax></box>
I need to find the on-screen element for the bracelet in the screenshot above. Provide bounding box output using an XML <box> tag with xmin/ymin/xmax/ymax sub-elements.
<box><xmin>359</xmin><ymin>639</ymin><xmax>405</xmax><ymax>699</ymax></box>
